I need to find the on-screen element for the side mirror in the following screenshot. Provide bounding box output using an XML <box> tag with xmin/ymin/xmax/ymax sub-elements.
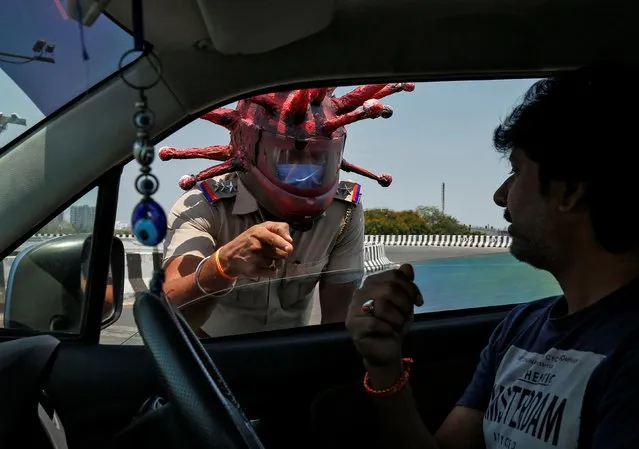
<box><xmin>3</xmin><ymin>234</ymin><xmax>125</xmax><ymax>333</ymax></box>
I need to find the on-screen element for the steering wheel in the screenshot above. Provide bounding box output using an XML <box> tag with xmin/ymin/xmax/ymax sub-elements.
<box><xmin>133</xmin><ymin>290</ymin><xmax>265</xmax><ymax>449</ymax></box>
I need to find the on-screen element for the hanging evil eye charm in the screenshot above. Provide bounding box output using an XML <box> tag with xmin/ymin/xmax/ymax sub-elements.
<box><xmin>131</xmin><ymin>199</ymin><xmax>167</xmax><ymax>246</ymax></box>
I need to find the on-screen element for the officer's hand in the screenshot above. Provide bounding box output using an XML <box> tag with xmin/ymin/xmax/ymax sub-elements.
<box><xmin>217</xmin><ymin>221</ymin><xmax>294</xmax><ymax>278</ymax></box>
<box><xmin>346</xmin><ymin>264</ymin><xmax>423</xmax><ymax>368</ymax></box>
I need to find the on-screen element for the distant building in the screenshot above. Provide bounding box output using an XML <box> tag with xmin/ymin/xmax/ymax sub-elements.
<box><xmin>114</xmin><ymin>221</ymin><xmax>129</xmax><ymax>231</ymax></box>
<box><xmin>70</xmin><ymin>205</ymin><xmax>96</xmax><ymax>231</ymax></box>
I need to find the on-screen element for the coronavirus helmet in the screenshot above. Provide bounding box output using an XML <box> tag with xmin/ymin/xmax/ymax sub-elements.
<box><xmin>159</xmin><ymin>83</ymin><xmax>414</xmax><ymax>226</ymax></box>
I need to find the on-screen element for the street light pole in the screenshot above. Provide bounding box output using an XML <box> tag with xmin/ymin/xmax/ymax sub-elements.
<box><xmin>0</xmin><ymin>50</ymin><xmax>55</xmax><ymax>64</ymax></box>
<box><xmin>0</xmin><ymin>39</ymin><xmax>56</xmax><ymax>64</ymax></box>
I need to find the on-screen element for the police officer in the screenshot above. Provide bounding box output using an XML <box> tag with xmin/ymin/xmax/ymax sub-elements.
<box><xmin>159</xmin><ymin>84</ymin><xmax>414</xmax><ymax>338</ymax></box>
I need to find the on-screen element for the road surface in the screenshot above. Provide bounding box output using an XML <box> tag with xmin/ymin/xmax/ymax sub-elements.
<box><xmin>101</xmin><ymin>301</ymin><xmax>144</xmax><ymax>345</ymax></box>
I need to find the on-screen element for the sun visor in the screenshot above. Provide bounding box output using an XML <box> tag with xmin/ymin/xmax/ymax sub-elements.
<box><xmin>194</xmin><ymin>0</ymin><xmax>337</xmax><ymax>55</ymax></box>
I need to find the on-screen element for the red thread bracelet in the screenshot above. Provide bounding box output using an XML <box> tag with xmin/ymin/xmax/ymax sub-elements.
<box><xmin>363</xmin><ymin>358</ymin><xmax>414</xmax><ymax>396</ymax></box>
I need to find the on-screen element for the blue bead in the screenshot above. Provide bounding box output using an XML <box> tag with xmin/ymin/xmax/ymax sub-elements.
<box><xmin>131</xmin><ymin>199</ymin><xmax>167</xmax><ymax>246</ymax></box>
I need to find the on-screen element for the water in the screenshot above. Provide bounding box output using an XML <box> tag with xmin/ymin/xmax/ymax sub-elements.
<box><xmin>413</xmin><ymin>252</ymin><xmax>562</xmax><ymax>313</ymax></box>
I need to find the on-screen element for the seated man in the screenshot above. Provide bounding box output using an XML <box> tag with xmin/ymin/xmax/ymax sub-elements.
<box><xmin>340</xmin><ymin>64</ymin><xmax>639</xmax><ymax>449</ymax></box>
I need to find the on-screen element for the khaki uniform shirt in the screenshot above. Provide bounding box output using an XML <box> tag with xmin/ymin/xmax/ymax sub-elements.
<box><xmin>162</xmin><ymin>172</ymin><xmax>365</xmax><ymax>337</ymax></box>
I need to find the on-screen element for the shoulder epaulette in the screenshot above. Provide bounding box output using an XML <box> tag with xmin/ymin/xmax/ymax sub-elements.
<box><xmin>334</xmin><ymin>180</ymin><xmax>362</xmax><ymax>206</ymax></box>
<box><xmin>197</xmin><ymin>173</ymin><xmax>239</xmax><ymax>204</ymax></box>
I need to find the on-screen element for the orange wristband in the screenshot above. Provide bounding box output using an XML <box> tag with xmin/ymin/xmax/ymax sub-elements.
<box><xmin>363</xmin><ymin>358</ymin><xmax>414</xmax><ymax>396</ymax></box>
<box><xmin>214</xmin><ymin>249</ymin><xmax>238</xmax><ymax>281</ymax></box>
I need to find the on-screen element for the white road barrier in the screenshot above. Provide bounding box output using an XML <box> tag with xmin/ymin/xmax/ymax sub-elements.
<box><xmin>364</xmin><ymin>234</ymin><xmax>512</xmax><ymax>248</ymax></box>
<box><xmin>364</xmin><ymin>243</ymin><xmax>393</xmax><ymax>271</ymax></box>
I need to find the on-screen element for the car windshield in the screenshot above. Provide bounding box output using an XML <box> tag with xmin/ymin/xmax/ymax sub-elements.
<box><xmin>0</xmin><ymin>0</ymin><xmax>135</xmax><ymax>150</ymax></box>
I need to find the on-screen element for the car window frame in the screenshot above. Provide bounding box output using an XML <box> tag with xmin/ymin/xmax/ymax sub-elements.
<box><xmin>187</xmin><ymin>302</ymin><xmax>519</xmax><ymax>346</ymax></box>
<box><xmin>81</xmin><ymin>165</ymin><xmax>122</xmax><ymax>343</ymax></box>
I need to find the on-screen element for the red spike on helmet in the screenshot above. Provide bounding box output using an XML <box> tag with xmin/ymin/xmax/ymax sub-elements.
<box><xmin>159</xmin><ymin>83</ymin><xmax>415</xmax><ymax>225</ymax></box>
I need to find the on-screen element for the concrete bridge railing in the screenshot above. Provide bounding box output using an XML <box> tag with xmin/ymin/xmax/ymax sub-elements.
<box><xmin>364</xmin><ymin>234</ymin><xmax>512</xmax><ymax>248</ymax></box>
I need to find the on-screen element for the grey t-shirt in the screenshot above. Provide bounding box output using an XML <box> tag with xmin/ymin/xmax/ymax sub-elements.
<box><xmin>458</xmin><ymin>279</ymin><xmax>639</xmax><ymax>449</ymax></box>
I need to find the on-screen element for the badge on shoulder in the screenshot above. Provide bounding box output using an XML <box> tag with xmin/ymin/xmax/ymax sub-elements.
<box><xmin>335</xmin><ymin>180</ymin><xmax>362</xmax><ymax>206</ymax></box>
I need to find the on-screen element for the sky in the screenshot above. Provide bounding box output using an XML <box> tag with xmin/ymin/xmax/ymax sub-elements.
<box><xmin>117</xmin><ymin>80</ymin><xmax>537</xmax><ymax>230</ymax></box>
<box><xmin>1</xmin><ymin>73</ymin><xmax>537</xmax><ymax>229</ymax></box>
<box><xmin>0</xmin><ymin>1</ymin><xmax>539</xmax><ymax>230</ymax></box>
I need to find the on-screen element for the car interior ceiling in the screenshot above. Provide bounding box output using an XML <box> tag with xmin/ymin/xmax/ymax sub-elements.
<box><xmin>1</xmin><ymin>0</ymin><xmax>637</xmax><ymax>448</ymax></box>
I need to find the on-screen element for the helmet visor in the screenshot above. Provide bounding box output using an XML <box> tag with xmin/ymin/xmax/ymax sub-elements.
<box><xmin>256</xmin><ymin>129</ymin><xmax>344</xmax><ymax>196</ymax></box>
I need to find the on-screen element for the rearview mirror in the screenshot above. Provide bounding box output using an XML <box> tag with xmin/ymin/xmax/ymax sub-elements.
<box><xmin>3</xmin><ymin>234</ymin><xmax>125</xmax><ymax>333</ymax></box>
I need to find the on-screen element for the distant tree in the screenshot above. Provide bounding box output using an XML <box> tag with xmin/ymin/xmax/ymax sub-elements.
<box><xmin>115</xmin><ymin>228</ymin><xmax>132</xmax><ymax>235</ymax></box>
<box><xmin>39</xmin><ymin>220</ymin><xmax>78</xmax><ymax>234</ymax></box>
<box><xmin>415</xmin><ymin>205</ymin><xmax>483</xmax><ymax>235</ymax></box>
<box><xmin>364</xmin><ymin>209</ymin><xmax>429</xmax><ymax>235</ymax></box>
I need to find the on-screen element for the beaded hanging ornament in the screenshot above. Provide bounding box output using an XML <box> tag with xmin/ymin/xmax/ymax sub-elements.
<box><xmin>129</xmin><ymin>98</ymin><xmax>167</xmax><ymax>247</ymax></box>
<box><xmin>117</xmin><ymin>0</ymin><xmax>166</xmax><ymax>294</ymax></box>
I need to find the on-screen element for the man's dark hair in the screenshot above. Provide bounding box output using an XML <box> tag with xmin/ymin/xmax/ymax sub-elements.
<box><xmin>493</xmin><ymin>64</ymin><xmax>639</xmax><ymax>254</ymax></box>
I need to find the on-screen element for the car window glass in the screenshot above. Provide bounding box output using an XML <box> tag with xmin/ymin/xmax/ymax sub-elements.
<box><xmin>1</xmin><ymin>188</ymin><xmax>98</xmax><ymax>332</ymax></box>
<box><xmin>99</xmin><ymin>79</ymin><xmax>563</xmax><ymax>345</ymax></box>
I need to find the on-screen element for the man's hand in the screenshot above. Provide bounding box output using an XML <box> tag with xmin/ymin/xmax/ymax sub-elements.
<box><xmin>217</xmin><ymin>221</ymin><xmax>294</xmax><ymax>278</ymax></box>
<box><xmin>346</xmin><ymin>264</ymin><xmax>424</xmax><ymax>368</ymax></box>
